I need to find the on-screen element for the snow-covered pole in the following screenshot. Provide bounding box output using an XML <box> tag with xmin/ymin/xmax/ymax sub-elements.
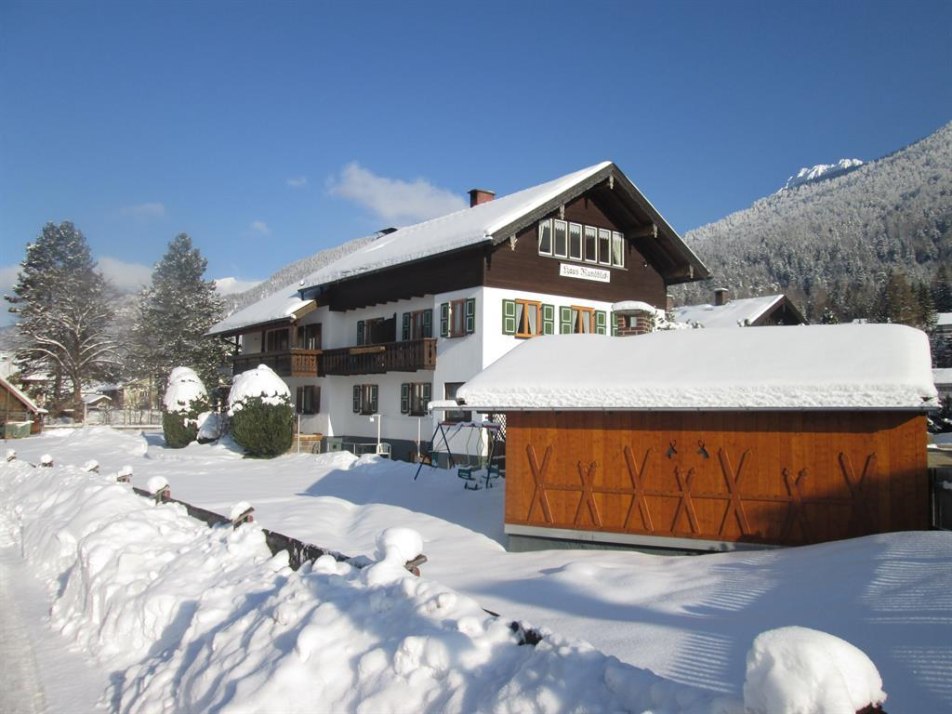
<box><xmin>230</xmin><ymin>501</ymin><xmax>255</xmax><ymax>528</ymax></box>
<box><xmin>116</xmin><ymin>465</ymin><xmax>133</xmax><ymax>484</ymax></box>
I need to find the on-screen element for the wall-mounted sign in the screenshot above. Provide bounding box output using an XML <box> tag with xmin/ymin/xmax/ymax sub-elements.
<box><xmin>559</xmin><ymin>263</ymin><xmax>611</xmax><ymax>283</ymax></box>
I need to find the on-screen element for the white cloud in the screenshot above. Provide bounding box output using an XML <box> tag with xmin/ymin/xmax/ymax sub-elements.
<box><xmin>249</xmin><ymin>220</ymin><xmax>271</xmax><ymax>236</ymax></box>
<box><xmin>328</xmin><ymin>162</ymin><xmax>467</xmax><ymax>225</ymax></box>
<box><xmin>118</xmin><ymin>202</ymin><xmax>167</xmax><ymax>220</ymax></box>
<box><xmin>214</xmin><ymin>277</ymin><xmax>262</xmax><ymax>296</ymax></box>
<box><xmin>98</xmin><ymin>257</ymin><xmax>153</xmax><ymax>293</ymax></box>
<box><xmin>287</xmin><ymin>176</ymin><xmax>308</xmax><ymax>188</ymax></box>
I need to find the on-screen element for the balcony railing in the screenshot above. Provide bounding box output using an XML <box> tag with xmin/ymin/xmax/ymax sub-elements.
<box><xmin>321</xmin><ymin>338</ymin><xmax>437</xmax><ymax>376</ymax></box>
<box><xmin>233</xmin><ymin>348</ymin><xmax>321</xmax><ymax>378</ymax></box>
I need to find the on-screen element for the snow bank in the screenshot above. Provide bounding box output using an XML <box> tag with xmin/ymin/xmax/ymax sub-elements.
<box><xmin>0</xmin><ymin>457</ymin><xmax>741</xmax><ymax>714</ymax></box>
<box><xmin>459</xmin><ymin>324</ymin><xmax>938</xmax><ymax>411</ymax></box>
<box><xmin>744</xmin><ymin>626</ymin><xmax>886</xmax><ymax>714</ymax></box>
<box><xmin>227</xmin><ymin>364</ymin><xmax>291</xmax><ymax>415</ymax></box>
<box><xmin>163</xmin><ymin>367</ymin><xmax>207</xmax><ymax>413</ymax></box>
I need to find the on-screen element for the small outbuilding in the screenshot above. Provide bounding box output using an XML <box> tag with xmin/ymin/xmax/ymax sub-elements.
<box><xmin>1</xmin><ymin>374</ymin><xmax>45</xmax><ymax>436</ymax></box>
<box><xmin>457</xmin><ymin>324</ymin><xmax>938</xmax><ymax>552</ymax></box>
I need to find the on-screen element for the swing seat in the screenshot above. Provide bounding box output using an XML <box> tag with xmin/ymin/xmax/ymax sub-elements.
<box><xmin>457</xmin><ymin>466</ymin><xmax>481</xmax><ymax>490</ymax></box>
<box><xmin>483</xmin><ymin>464</ymin><xmax>501</xmax><ymax>488</ymax></box>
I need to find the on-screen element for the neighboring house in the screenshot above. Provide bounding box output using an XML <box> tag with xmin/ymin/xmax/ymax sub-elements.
<box><xmin>208</xmin><ymin>161</ymin><xmax>709</xmax><ymax>460</ymax></box>
<box><xmin>1</xmin><ymin>373</ymin><xmax>45</xmax><ymax>436</ymax></box>
<box><xmin>457</xmin><ymin>324</ymin><xmax>937</xmax><ymax>552</ymax></box>
<box><xmin>673</xmin><ymin>289</ymin><xmax>806</xmax><ymax>328</ymax></box>
<box><xmin>934</xmin><ymin>368</ymin><xmax>952</xmax><ymax>401</ymax></box>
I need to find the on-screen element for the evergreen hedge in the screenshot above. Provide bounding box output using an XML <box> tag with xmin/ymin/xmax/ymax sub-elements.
<box><xmin>163</xmin><ymin>411</ymin><xmax>199</xmax><ymax>449</ymax></box>
<box><xmin>230</xmin><ymin>396</ymin><xmax>294</xmax><ymax>458</ymax></box>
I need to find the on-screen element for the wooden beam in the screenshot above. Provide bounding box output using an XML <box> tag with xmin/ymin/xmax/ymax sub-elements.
<box><xmin>628</xmin><ymin>223</ymin><xmax>658</xmax><ymax>239</ymax></box>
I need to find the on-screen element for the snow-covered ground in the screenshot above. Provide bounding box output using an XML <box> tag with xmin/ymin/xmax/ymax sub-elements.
<box><xmin>2</xmin><ymin>427</ymin><xmax>951</xmax><ymax>713</ymax></box>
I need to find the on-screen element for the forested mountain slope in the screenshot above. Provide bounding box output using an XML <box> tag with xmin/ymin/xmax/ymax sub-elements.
<box><xmin>677</xmin><ymin>121</ymin><xmax>952</xmax><ymax>321</ymax></box>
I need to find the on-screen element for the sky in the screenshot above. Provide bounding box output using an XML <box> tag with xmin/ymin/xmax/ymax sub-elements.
<box><xmin>1</xmin><ymin>0</ymin><xmax>950</xmax><ymax>325</ymax></box>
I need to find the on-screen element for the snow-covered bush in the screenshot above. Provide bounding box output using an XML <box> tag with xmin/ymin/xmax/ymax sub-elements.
<box><xmin>227</xmin><ymin>365</ymin><xmax>293</xmax><ymax>458</ymax></box>
<box><xmin>162</xmin><ymin>367</ymin><xmax>209</xmax><ymax>448</ymax></box>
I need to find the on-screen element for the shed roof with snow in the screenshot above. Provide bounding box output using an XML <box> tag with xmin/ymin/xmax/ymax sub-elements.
<box><xmin>673</xmin><ymin>294</ymin><xmax>805</xmax><ymax>328</ymax></box>
<box><xmin>457</xmin><ymin>324</ymin><xmax>938</xmax><ymax>412</ymax></box>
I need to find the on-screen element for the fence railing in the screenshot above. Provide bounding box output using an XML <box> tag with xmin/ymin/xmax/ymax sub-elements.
<box><xmin>84</xmin><ymin>409</ymin><xmax>163</xmax><ymax>426</ymax></box>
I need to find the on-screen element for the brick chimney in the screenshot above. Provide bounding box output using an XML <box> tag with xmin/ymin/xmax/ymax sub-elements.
<box><xmin>714</xmin><ymin>287</ymin><xmax>729</xmax><ymax>306</ymax></box>
<box><xmin>468</xmin><ymin>188</ymin><xmax>495</xmax><ymax>207</ymax></box>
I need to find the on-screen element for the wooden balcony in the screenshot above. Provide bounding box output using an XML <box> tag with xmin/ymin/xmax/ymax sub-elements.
<box><xmin>233</xmin><ymin>348</ymin><xmax>321</xmax><ymax>378</ymax></box>
<box><xmin>321</xmin><ymin>338</ymin><xmax>437</xmax><ymax>376</ymax></box>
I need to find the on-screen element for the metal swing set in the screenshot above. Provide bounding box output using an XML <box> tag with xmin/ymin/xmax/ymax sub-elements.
<box><xmin>413</xmin><ymin>419</ymin><xmax>504</xmax><ymax>489</ymax></box>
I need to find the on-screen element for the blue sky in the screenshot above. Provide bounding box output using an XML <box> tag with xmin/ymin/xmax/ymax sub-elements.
<box><xmin>2</xmin><ymin>0</ymin><xmax>950</xmax><ymax>320</ymax></box>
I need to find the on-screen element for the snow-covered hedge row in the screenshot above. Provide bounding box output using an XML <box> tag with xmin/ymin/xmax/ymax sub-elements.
<box><xmin>0</xmin><ymin>459</ymin><xmax>741</xmax><ymax>714</ymax></box>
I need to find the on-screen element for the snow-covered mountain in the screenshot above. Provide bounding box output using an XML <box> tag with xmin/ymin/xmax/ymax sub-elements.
<box><xmin>780</xmin><ymin>158</ymin><xmax>864</xmax><ymax>191</ymax></box>
<box><xmin>678</xmin><ymin>121</ymin><xmax>952</xmax><ymax>321</ymax></box>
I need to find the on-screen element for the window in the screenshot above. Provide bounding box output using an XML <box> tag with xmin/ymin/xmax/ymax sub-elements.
<box><xmin>553</xmin><ymin>220</ymin><xmax>568</xmax><ymax>258</ymax></box>
<box><xmin>402</xmin><ymin>309</ymin><xmax>433</xmax><ymax>340</ymax></box>
<box><xmin>560</xmin><ymin>305</ymin><xmax>608</xmax><ymax>334</ymax></box>
<box><xmin>401</xmin><ymin>382</ymin><xmax>432</xmax><ymax>416</ymax></box>
<box><xmin>296</xmin><ymin>323</ymin><xmax>321</xmax><ymax>350</ymax></box>
<box><xmin>537</xmin><ymin>217</ymin><xmax>626</xmax><ymax>269</ymax></box>
<box><xmin>440</xmin><ymin>298</ymin><xmax>475</xmax><ymax>338</ymax></box>
<box><xmin>502</xmin><ymin>299</ymin><xmax>554</xmax><ymax>337</ymax></box>
<box><xmin>295</xmin><ymin>385</ymin><xmax>319</xmax><ymax>414</ymax></box>
<box><xmin>569</xmin><ymin>223</ymin><xmax>583</xmax><ymax>260</ymax></box>
<box><xmin>443</xmin><ymin>382</ymin><xmax>471</xmax><ymax>423</ymax></box>
<box><xmin>584</xmin><ymin>226</ymin><xmax>598</xmax><ymax>263</ymax></box>
<box><xmin>598</xmin><ymin>228</ymin><xmax>612</xmax><ymax>266</ymax></box>
<box><xmin>538</xmin><ymin>218</ymin><xmax>553</xmax><ymax>256</ymax></box>
<box><xmin>611</xmin><ymin>231</ymin><xmax>625</xmax><ymax>268</ymax></box>
<box><xmin>357</xmin><ymin>316</ymin><xmax>396</xmax><ymax>345</ymax></box>
<box><xmin>352</xmin><ymin>384</ymin><xmax>378</xmax><ymax>415</ymax></box>
<box><xmin>265</xmin><ymin>328</ymin><xmax>289</xmax><ymax>352</ymax></box>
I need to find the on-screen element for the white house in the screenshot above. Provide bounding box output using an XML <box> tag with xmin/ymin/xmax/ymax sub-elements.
<box><xmin>207</xmin><ymin>161</ymin><xmax>709</xmax><ymax>461</ymax></box>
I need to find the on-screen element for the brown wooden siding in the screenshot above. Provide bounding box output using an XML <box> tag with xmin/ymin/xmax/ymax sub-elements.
<box><xmin>504</xmin><ymin>411</ymin><xmax>929</xmax><ymax>547</ymax></box>
<box><xmin>327</xmin><ymin>248</ymin><xmax>485</xmax><ymax>311</ymax></box>
<box><xmin>484</xmin><ymin>194</ymin><xmax>667</xmax><ymax>305</ymax></box>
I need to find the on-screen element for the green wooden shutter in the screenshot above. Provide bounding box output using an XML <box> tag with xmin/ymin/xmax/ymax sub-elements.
<box><xmin>542</xmin><ymin>304</ymin><xmax>555</xmax><ymax>335</ymax></box>
<box><xmin>502</xmin><ymin>299</ymin><xmax>516</xmax><ymax>335</ymax></box>
<box><xmin>595</xmin><ymin>310</ymin><xmax>607</xmax><ymax>335</ymax></box>
<box><xmin>422</xmin><ymin>309</ymin><xmax>433</xmax><ymax>338</ymax></box>
<box><xmin>465</xmin><ymin>298</ymin><xmax>476</xmax><ymax>334</ymax></box>
<box><xmin>422</xmin><ymin>383</ymin><xmax>432</xmax><ymax>409</ymax></box>
<box><xmin>352</xmin><ymin>385</ymin><xmax>360</xmax><ymax>413</ymax></box>
<box><xmin>440</xmin><ymin>303</ymin><xmax>450</xmax><ymax>337</ymax></box>
<box><xmin>401</xmin><ymin>312</ymin><xmax>410</xmax><ymax>341</ymax></box>
<box><xmin>611</xmin><ymin>311</ymin><xmax>618</xmax><ymax>336</ymax></box>
<box><xmin>560</xmin><ymin>306</ymin><xmax>573</xmax><ymax>334</ymax></box>
<box><xmin>369</xmin><ymin>385</ymin><xmax>378</xmax><ymax>413</ymax></box>
<box><xmin>356</xmin><ymin>320</ymin><xmax>365</xmax><ymax>345</ymax></box>
<box><xmin>400</xmin><ymin>383</ymin><xmax>410</xmax><ymax>414</ymax></box>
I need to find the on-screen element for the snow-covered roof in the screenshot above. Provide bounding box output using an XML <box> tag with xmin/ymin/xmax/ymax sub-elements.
<box><xmin>298</xmin><ymin>162</ymin><xmax>614</xmax><ymax>289</ymax></box>
<box><xmin>207</xmin><ymin>281</ymin><xmax>315</xmax><ymax>337</ymax></box>
<box><xmin>0</xmin><ymin>374</ymin><xmax>44</xmax><ymax>414</ymax></box>
<box><xmin>457</xmin><ymin>324</ymin><xmax>938</xmax><ymax>411</ymax></box>
<box><xmin>673</xmin><ymin>295</ymin><xmax>792</xmax><ymax>328</ymax></box>
<box><xmin>208</xmin><ymin>161</ymin><xmax>708</xmax><ymax>335</ymax></box>
<box><xmin>937</xmin><ymin>312</ymin><xmax>952</xmax><ymax>328</ymax></box>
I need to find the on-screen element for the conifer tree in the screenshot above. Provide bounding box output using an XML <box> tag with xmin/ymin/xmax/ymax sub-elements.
<box><xmin>4</xmin><ymin>222</ymin><xmax>117</xmax><ymax>414</ymax></box>
<box><xmin>130</xmin><ymin>234</ymin><xmax>230</xmax><ymax>399</ymax></box>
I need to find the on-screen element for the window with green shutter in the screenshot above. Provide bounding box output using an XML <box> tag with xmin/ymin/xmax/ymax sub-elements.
<box><xmin>542</xmin><ymin>304</ymin><xmax>555</xmax><ymax>335</ymax></box>
<box><xmin>401</xmin><ymin>312</ymin><xmax>411</xmax><ymax>341</ymax></box>
<box><xmin>356</xmin><ymin>320</ymin><xmax>365</xmax><ymax>345</ymax></box>
<box><xmin>595</xmin><ymin>310</ymin><xmax>607</xmax><ymax>335</ymax></box>
<box><xmin>502</xmin><ymin>299</ymin><xmax>517</xmax><ymax>335</ymax></box>
<box><xmin>464</xmin><ymin>298</ymin><xmax>476</xmax><ymax>334</ymax></box>
<box><xmin>560</xmin><ymin>305</ymin><xmax>573</xmax><ymax>334</ymax></box>
<box><xmin>440</xmin><ymin>302</ymin><xmax>450</xmax><ymax>337</ymax></box>
<box><xmin>354</xmin><ymin>384</ymin><xmax>378</xmax><ymax>414</ymax></box>
<box><xmin>401</xmin><ymin>382</ymin><xmax>431</xmax><ymax>416</ymax></box>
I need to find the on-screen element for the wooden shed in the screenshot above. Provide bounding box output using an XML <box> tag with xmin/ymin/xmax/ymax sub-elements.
<box><xmin>457</xmin><ymin>324</ymin><xmax>938</xmax><ymax>552</ymax></box>
<box><xmin>1</xmin><ymin>374</ymin><xmax>45</xmax><ymax>436</ymax></box>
